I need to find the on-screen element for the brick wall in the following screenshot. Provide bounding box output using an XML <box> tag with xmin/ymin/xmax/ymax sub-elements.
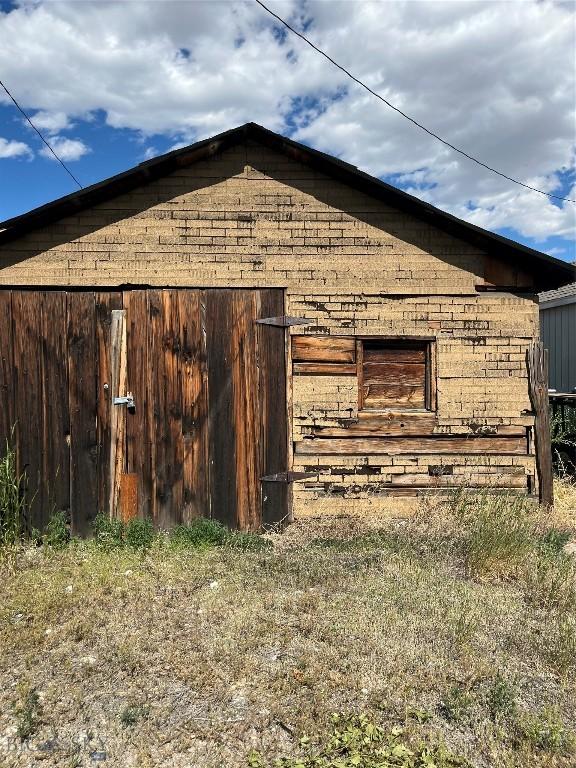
<box><xmin>0</xmin><ymin>139</ymin><xmax>539</xmax><ymax>516</ymax></box>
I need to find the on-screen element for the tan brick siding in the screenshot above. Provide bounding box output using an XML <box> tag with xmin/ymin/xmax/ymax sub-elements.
<box><xmin>0</xmin><ymin>139</ymin><xmax>539</xmax><ymax>516</ymax></box>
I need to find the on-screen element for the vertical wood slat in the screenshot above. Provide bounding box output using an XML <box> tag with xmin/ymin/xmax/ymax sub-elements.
<box><xmin>527</xmin><ymin>341</ymin><xmax>554</xmax><ymax>507</ymax></box>
<box><xmin>124</xmin><ymin>291</ymin><xmax>151</xmax><ymax>519</ymax></box>
<box><xmin>148</xmin><ymin>289</ymin><xmax>185</xmax><ymax>529</ymax></box>
<box><xmin>95</xmin><ymin>293</ymin><xmax>123</xmax><ymax>517</ymax></box>
<box><xmin>147</xmin><ymin>290</ymin><xmax>161</xmax><ymax>526</ymax></box>
<box><xmin>0</xmin><ymin>291</ymin><xmax>14</xmax><ymax>450</ymax></box>
<box><xmin>41</xmin><ymin>292</ymin><xmax>70</xmax><ymax>522</ymax></box>
<box><xmin>68</xmin><ymin>292</ymin><xmax>98</xmax><ymax>535</ymax></box>
<box><xmin>178</xmin><ymin>290</ymin><xmax>210</xmax><ymax>522</ymax></box>
<box><xmin>11</xmin><ymin>292</ymin><xmax>44</xmax><ymax>531</ymax></box>
<box><xmin>205</xmin><ymin>290</ymin><xmax>237</xmax><ymax>528</ymax></box>
<box><xmin>258</xmin><ymin>289</ymin><xmax>289</xmax><ymax>526</ymax></box>
<box><xmin>163</xmin><ymin>290</ymin><xmax>184</xmax><ymax>525</ymax></box>
<box><xmin>232</xmin><ymin>290</ymin><xmax>260</xmax><ymax>531</ymax></box>
<box><xmin>108</xmin><ymin>309</ymin><xmax>127</xmax><ymax>519</ymax></box>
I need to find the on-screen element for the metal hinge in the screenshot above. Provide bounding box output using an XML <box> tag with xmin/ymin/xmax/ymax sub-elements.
<box><xmin>256</xmin><ymin>316</ymin><xmax>312</xmax><ymax>328</ymax></box>
<box><xmin>261</xmin><ymin>471</ymin><xmax>318</xmax><ymax>483</ymax></box>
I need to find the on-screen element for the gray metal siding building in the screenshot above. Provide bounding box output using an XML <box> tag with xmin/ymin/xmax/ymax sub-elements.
<box><xmin>540</xmin><ymin>282</ymin><xmax>576</xmax><ymax>393</ymax></box>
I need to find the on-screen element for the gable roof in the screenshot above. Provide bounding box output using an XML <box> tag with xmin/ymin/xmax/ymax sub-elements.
<box><xmin>0</xmin><ymin>122</ymin><xmax>574</xmax><ymax>290</ymax></box>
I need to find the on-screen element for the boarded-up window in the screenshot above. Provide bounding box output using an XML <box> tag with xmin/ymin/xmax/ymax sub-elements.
<box><xmin>360</xmin><ymin>340</ymin><xmax>430</xmax><ymax>410</ymax></box>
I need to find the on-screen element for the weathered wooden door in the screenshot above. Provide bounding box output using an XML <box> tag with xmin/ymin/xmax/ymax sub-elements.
<box><xmin>118</xmin><ymin>288</ymin><xmax>288</xmax><ymax>530</ymax></box>
<box><xmin>0</xmin><ymin>288</ymin><xmax>287</xmax><ymax>534</ymax></box>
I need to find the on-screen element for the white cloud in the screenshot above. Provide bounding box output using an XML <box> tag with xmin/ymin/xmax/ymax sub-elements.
<box><xmin>0</xmin><ymin>0</ymin><xmax>574</xmax><ymax>244</ymax></box>
<box><xmin>39</xmin><ymin>136</ymin><xmax>90</xmax><ymax>162</ymax></box>
<box><xmin>29</xmin><ymin>110</ymin><xmax>71</xmax><ymax>134</ymax></box>
<box><xmin>0</xmin><ymin>136</ymin><xmax>32</xmax><ymax>159</ymax></box>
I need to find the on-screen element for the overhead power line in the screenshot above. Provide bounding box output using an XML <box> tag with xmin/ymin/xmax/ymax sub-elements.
<box><xmin>0</xmin><ymin>79</ymin><xmax>83</xmax><ymax>190</ymax></box>
<box><xmin>255</xmin><ymin>0</ymin><xmax>575</xmax><ymax>204</ymax></box>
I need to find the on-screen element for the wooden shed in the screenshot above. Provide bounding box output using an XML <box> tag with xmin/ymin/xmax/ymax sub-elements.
<box><xmin>0</xmin><ymin>123</ymin><xmax>574</xmax><ymax>534</ymax></box>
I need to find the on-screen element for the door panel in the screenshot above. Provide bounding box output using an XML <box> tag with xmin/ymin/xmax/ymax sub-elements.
<box><xmin>41</xmin><ymin>292</ymin><xmax>70</xmax><ymax>528</ymax></box>
<box><xmin>257</xmin><ymin>289</ymin><xmax>289</xmax><ymax>525</ymax></box>
<box><xmin>177</xmin><ymin>290</ymin><xmax>210</xmax><ymax>523</ymax></box>
<box><xmin>95</xmin><ymin>293</ymin><xmax>123</xmax><ymax>520</ymax></box>
<box><xmin>145</xmin><ymin>289</ymin><xmax>186</xmax><ymax>529</ymax></box>
<box><xmin>205</xmin><ymin>290</ymin><xmax>238</xmax><ymax>527</ymax></box>
<box><xmin>124</xmin><ymin>290</ymin><xmax>151</xmax><ymax>519</ymax></box>
<box><xmin>11</xmin><ymin>292</ymin><xmax>45</xmax><ymax>530</ymax></box>
<box><xmin>67</xmin><ymin>292</ymin><xmax>99</xmax><ymax>536</ymax></box>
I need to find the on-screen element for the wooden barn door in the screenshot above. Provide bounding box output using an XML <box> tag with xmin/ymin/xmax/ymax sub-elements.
<box><xmin>0</xmin><ymin>290</ymin><xmax>122</xmax><ymax>536</ymax></box>
<box><xmin>0</xmin><ymin>288</ymin><xmax>287</xmax><ymax>536</ymax></box>
<box><xmin>118</xmin><ymin>288</ymin><xmax>288</xmax><ymax>530</ymax></box>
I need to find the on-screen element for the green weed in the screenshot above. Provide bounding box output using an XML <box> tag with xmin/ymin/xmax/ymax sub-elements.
<box><xmin>451</xmin><ymin>605</ymin><xmax>478</xmax><ymax>648</ymax></box>
<box><xmin>43</xmin><ymin>510</ymin><xmax>69</xmax><ymax>548</ymax></box>
<box><xmin>92</xmin><ymin>515</ymin><xmax>154</xmax><ymax>550</ymax></box>
<box><xmin>540</xmin><ymin>615</ymin><xmax>576</xmax><ymax>676</ymax></box>
<box><xmin>516</xmin><ymin>708</ymin><xmax>575</xmax><ymax>753</ymax></box>
<box><xmin>14</xmin><ymin>685</ymin><xmax>42</xmax><ymax>741</ymax></box>
<box><xmin>439</xmin><ymin>686</ymin><xmax>474</xmax><ymax>724</ymax></box>
<box><xmin>248</xmin><ymin>713</ymin><xmax>467</xmax><ymax>767</ymax></box>
<box><xmin>486</xmin><ymin>672</ymin><xmax>516</xmax><ymax>722</ymax></box>
<box><xmin>0</xmin><ymin>438</ymin><xmax>27</xmax><ymax>547</ymax></box>
<box><xmin>169</xmin><ymin>518</ymin><xmax>228</xmax><ymax>548</ymax></box>
<box><xmin>92</xmin><ymin>513</ymin><xmax>124</xmax><ymax>549</ymax></box>
<box><xmin>225</xmin><ymin>531</ymin><xmax>272</xmax><ymax>552</ymax></box>
<box><xmin>522</xmin><ymin>553</ymin><xmax>576</xmax><ymax>612</ymax></box>
<box><xmin>538</xmin><ymin>528</ymin><xmax>572</xmax><ymax>555</ymax></box>
<box><xmin>124</xmin><ymin>518</ymin><xmax>154</xmax><ymax>550</ymax></box>
<box><xmin>119</xmin><ymin>703</ymin><xmax>148</xmax><ymax>728</ymax></box>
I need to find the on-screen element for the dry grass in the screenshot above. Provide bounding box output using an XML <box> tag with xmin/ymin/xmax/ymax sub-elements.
<box><xmin>0</xmin><ymin>483</ymin><xmax>575</xmax><ymax>768</ymax></box>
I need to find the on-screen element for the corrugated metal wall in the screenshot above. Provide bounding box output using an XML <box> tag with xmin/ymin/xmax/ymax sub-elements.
<box><xmin>541</xmin><ymin>304</ymin><xmax>576</xmax><ymax>392</ymax></box>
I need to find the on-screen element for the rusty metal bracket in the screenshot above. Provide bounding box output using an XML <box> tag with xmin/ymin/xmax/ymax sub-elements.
<box><xmin>261</xmin><ymin>471</ymin><xmax>318</xmax><ymax>483</ymax></box>
<box><xmin>256</xmin><ymin>316</ymin><xmax>312</xmax><ymax>327</ymax></box>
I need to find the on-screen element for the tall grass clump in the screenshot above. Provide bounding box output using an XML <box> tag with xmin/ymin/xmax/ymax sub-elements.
<box><xmin>0</xmin><ymin>440</ymin><xmax>27</xmax><ymax>547</ymax></box>
<box><xmin>449</xmin><ymin>490</ymin><xmax>537</xmax><ymax>578</ymax></box>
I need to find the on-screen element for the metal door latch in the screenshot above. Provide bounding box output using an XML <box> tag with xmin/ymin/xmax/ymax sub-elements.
<box><xmin>113</xmin><ymin>392</ymin><xmax>135</xmax><ymax>412</ymax></box>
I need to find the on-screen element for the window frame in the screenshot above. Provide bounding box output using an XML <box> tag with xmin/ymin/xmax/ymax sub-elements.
<box><xmin>356</xmin><ymin>336</ymin><xmax>437</xmax><ymax>413</ymax></box>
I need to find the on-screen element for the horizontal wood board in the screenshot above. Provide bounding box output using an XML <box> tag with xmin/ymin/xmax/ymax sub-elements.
<box><xmin>292</xmin><ymin>335</ymin><xmax>356</xmax><ymax>363</ymax></box>
<box><xmin>296</xmin><ymin>436</ymin><xmax>528</xmax><ymax>455</ymax></box>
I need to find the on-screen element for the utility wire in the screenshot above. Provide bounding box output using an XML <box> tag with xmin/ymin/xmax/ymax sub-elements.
<box><xmin>255</xmin><ymin>0</ymin><xmax>575</xmax><ymax>204</ymax></box>
<box><xmin>0</xmin><ymin>79</ymin><xmax>83</xmax><ymax>190</ymax></box>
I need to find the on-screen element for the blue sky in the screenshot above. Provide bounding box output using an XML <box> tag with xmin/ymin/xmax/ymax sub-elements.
<box><xmin>0</xmin><ymin>0</ymin><xmax>574</xmax><ymax>262</ymax></box>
